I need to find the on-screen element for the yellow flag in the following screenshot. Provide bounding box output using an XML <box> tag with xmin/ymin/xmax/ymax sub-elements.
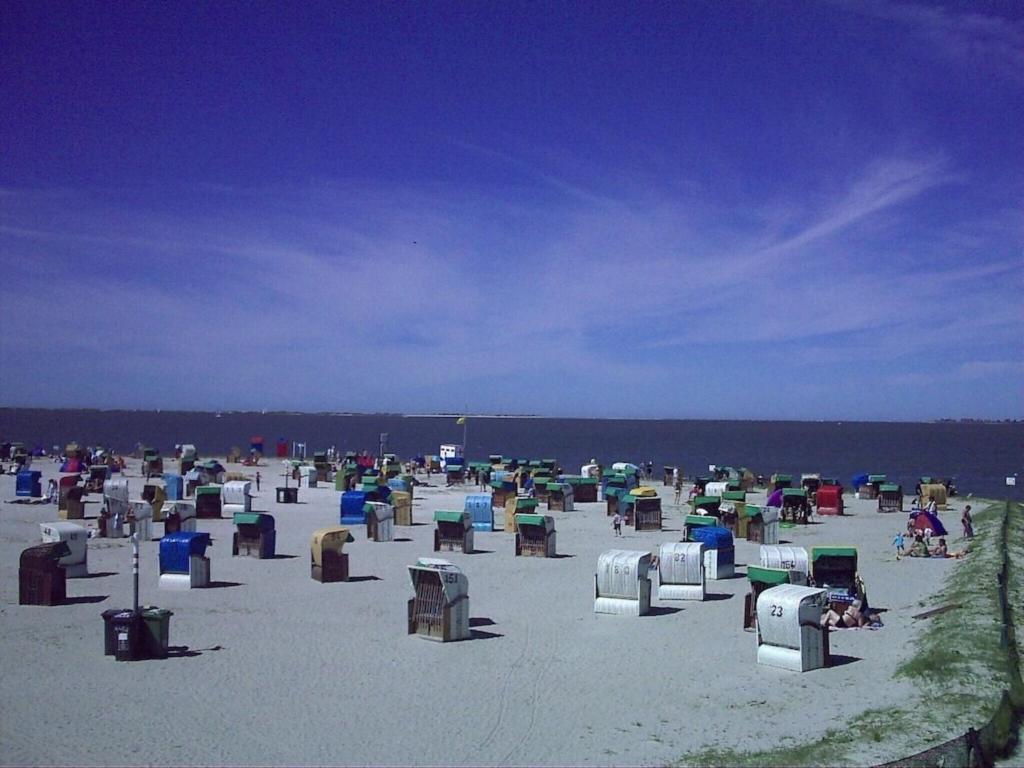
<box><xmin>456</xmin><ymin>416</ymin><xmax>466</xmax><ymax>425</ymax></box>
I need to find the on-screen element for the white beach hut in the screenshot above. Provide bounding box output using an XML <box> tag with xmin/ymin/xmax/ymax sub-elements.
<box><xmin>705</xmin><ymin>481</ymin><xmax>728</xmax><ymax>498</ymax></box>
<box><xmin>39</xmin><ymin>522</ymin><xmax>89</xmax><ymax>578</ymax></box>
<box><xmin>594</xmin><ymin>549</ymin><xmax>652</xmax><ymax>616</ymax></box>
<box><xmin>366</xmin><ymin>501</ymin><xmax>395</xmax><ymax>542</ymax></box>
<box><xmin>163</xmin><ymin>501</ymin><xmax>197</xmax><ymax>533</ymax></box>
<box><xmin>746</xmin><ymin>503</ymin><xmax>781</xmax><ymax>545</ymax></box>
<box><xmin>221</xmin><ymin>481</ymin><xmax>253</xmax><ymax>516</ymax></box>
<box><xmin>299</xmin><ymin>465</ymin><xmax>318</xmax><ymax>488</ymax></box>
<box><xmin>762</xmin><ymin>505</ymin><xmax>781</xmax><ymax>545</ymax></box>
<box><xmin>756</xmin><ymin>584</ymin><xmax>828</xmax><ymax>672</ymax></box>
<box><xmin>407</xmin><ymin>558</ymin><xmax>470</xmax><ymax>642</ymax></box>
<box><xmin>127</xmin><ymin>500</ymin><xmax>154</xmax><ymax>541</ymax></box>
<box><xmin>657</xmin><ymin>541</ymin><xmax>705</xmax><ymax>601</ymax></box>
<box><xmin>102</xmin><ymin>478</ymin><xmax>130</xmax><ymax>538</ymax></box>
<box><xmin>760</xmin><ymin>545</ymin><xmax>810</xmax><ymax>585</ymax></box>
<box><xmin>439</xmin><ymin>444</ymin><xmax>464</xmax><ymax>471</ymax></box>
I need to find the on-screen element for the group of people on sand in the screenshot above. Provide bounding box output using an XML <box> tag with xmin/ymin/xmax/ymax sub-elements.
<box><xmin>900</xmin><ymin>534</ymin><xmax>967</xmax><ymax>560</ymax></box>
<box><xmin>894</xmin><ymin>499</ymin><xmax>974</xmax><ymax>560</ymax></box>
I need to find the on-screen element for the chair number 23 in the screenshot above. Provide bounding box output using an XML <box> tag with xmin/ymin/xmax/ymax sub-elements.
<box><xmin>769</xmin><ymin>604</ymin><xmax>783</xmax><ymax>617</ymax></box>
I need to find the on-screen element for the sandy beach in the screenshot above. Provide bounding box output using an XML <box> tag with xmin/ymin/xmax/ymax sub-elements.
<box><xmin>0</xmin><ymin>458</ymin><xmax>977</xmax><ymax>766</ymax></box>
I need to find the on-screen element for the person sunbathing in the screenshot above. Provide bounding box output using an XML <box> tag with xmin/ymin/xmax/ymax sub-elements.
<box><xmin>930</xmin><ymin>538</ymin><xmax>968</xmax><ymax>559</ymax></box>
<box><xmin>821</xmin><ymin>600</ymin><xmax>883</xmax><ymax>629</ymax></box>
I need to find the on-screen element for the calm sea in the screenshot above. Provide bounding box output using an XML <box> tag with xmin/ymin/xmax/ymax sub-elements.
<box><xmin>1</xmin><ymin>409</ymin><xmax>1021</xmax><ymax>500</ymax></box>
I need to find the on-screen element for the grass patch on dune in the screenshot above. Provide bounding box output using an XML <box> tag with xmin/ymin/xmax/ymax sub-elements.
<box><xmin>676</xmin><ymin>500</ymin><xmax>1019</xmax><ymax>768</ymax></box>
<box><xmin>894</xmin><ymin>502</ymin><xmax>1008</xmax><ymax>709</ymax></box>
<box><xmin>675</xmin><ymin>708</ymin><xmax>917</xmax><ymax>768</ymax></box>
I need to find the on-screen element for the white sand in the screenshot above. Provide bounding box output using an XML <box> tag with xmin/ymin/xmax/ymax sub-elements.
<box><xmin>0</xmin><ymin>459</ymin><xmax>970</xmax><ymax>766</ymax></box>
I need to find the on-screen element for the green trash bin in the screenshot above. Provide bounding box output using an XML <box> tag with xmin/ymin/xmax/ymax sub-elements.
<box><xmin>140</xmin><ymin>607</ymin><xmax>173</xmax><ymax>659</ymax></box>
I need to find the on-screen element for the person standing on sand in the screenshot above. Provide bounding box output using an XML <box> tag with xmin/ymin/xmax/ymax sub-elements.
<box><xmin>893</xmin><ymin>531</ymin><xmax>905</xmax><ymax>559</ymax></box>
<box><xmin>962</xmin><ymin>505</ymin><xmax>974</xmax><ymax>540</ymax></box>
<box><xmin>255</xmin><ymin>471</ymin><xmax>261</xmax><ymax>492</ymax></box>
<box><xmin>674</xmin><ymin>475</ymin><xmax>683</xmax><ymax>505</ymax></box>
<box><xmin>612</xmin><ymin>512</ymin><xmax>623</xmax><ymax>536</ymax></box>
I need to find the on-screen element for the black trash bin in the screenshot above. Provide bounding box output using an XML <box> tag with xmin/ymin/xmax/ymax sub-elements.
<box><xmin>101</xmin><ymin>608</ymin><xmax>126</xmax><ymax>655</ymax></box>
<box><xmin>111</xmin><ymin>610</ymin><xmax>144</xmax><ymax>661</ymax></box>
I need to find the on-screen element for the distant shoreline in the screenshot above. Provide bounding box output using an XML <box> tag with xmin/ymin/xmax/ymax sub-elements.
<box><xmin>0</xmin><ymin>406</ymin><xmax>1019</xmax><ymax>425</ymax></box>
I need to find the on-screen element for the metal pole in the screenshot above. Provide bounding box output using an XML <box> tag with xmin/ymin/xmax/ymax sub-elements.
<box><xmin>131</xmin><ymin>532</ymin><xmax>140</xmax><ymax>615</ymax></box>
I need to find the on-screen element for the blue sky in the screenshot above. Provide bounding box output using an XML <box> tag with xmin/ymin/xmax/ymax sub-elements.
<box><xmin>1</xmin><ymin>1</ymin><xmax>1021</xmax><ymax>419</ymax></box>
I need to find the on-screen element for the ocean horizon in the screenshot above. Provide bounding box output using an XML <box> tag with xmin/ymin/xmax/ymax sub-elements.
<box><xmin>2</xmin><ymin>407</ymin><xmax>1021</xmax><ymax>501</ymax></box>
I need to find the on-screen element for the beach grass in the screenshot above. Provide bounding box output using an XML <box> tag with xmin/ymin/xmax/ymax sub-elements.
<box><xmin>675</xmin><ymin>500</ymin><xmax>1021</xmax><ymax>767</ymax></box>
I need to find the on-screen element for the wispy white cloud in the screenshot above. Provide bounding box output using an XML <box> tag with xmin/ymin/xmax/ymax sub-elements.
<box><xmin>0</xmin><ymin>143</ymin><xmax>1020</xmax><ymax>416</ymax></box>
<box><xmin>955</xmin><ymin>360</ymin><xmax>1024</xmax><ymax>380</ymax></box>
<box><xmin>842</xmin><ymin>0</ymin><xmax>1024</xmax><ymax>82</ymax></box>
<box><xmin>755</xmin><ymin>155</ymin><xmax>953</xmax><ymax>261</ymax></box>
<box><xmin>450</xmin><ymin>139</ymin><xmax>619</xmax><ymax>207</ymax></box>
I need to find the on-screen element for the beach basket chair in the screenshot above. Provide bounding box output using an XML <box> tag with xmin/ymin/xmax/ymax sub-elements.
<box><xmin>195</xmin><ymin>485</ymin><xmax>222</xmax><ymax>519</ymax></box>
<box><xmin>232</xmin><ymin>512</ymin><xmax>276</xmax><ymax>559</ymax></box>
<box><xmin>800</xmin><ymin>474</ymin><xmax>821</xmax><ymax>503</ymax></box>
<box><xmin>815</xmin><ymin>485</ymin><xmax>844</xmax><ymax>516</ymax></box>
<box><xmin>407</xmin><ymin>559</ymin><xmax>470</xmax><ymax>642</ymax></box>
<box><xmin>657</xmin><ymin>542</ymin><xmax>705</xmax><ymax>601</ymax></box>
<box><xmin>310</xmin><ymin>526</ymin><xmax>354</xmax><ymax>582</ymax></box>
<box><xmin>572</xmin><ymin>476</ymin><xmax>598</xmax><ymax>503</ymax></box>
<box><xmin>877</xmin><ymin>484</ymin><xmax>903</xmax><ymax>513</ymax></box>
<box><xmin>918</xmin><ymin>482</ymin><xmax>948</xmax><ymax>511</ymax></box>
<box><xmin>744</xmin><ymin>565</ymin><xmax>791</xmax><ymax>630</ymax></box>
<box><xmin>811</xmin><ymin>546</ymin><xmax>862</xmax><ymax>612</ymax></box>
<box><xmin>433</xmin><ymin>510</ymin><xmax>473</xmax><ymax>553</ymax></box>
<box><xmin>158</xmin><ymin>532</ymin><xmax>211</xmax><ymax>590</ymax></box>
<box><xmin>366</xmin><ymin>502</ymin><xmax>395</xmax><ymax>542</ymax></box>
<box><xmin>19</xmin><ymin>542</ymin><xmax>70</xmax><ymax>606</ymax></box>
<box><xmin>594</xmin><ymin>550</ymin><xmax>652</xmax><ymax>616</ymax></box>
<box><xmin>546</xmin><ymin>482</ymin><xmax>575</xmax><ymax>512</ymax></box>
<box><xmin>40</xmin><ymin>522</ymin><xmax>90</xmax><ymax>576</ymax></box>
<box><xmin>627</xmin><ymin>488</ymin><xmax>662</xmax><ymax>531</ymax></box>
<box><xmin>756</xmin><ymin>585</ymin><xmax>829</xmax><ymax>672</ymax></box>
<box><xmin>781</xmin><ymin>488</ymin><xmax>810</xmax><ymax>524</ymax></box>
<box><xmin>85</xmin><ymin>464</ymin><xmax>111</xmax><ymax>493</ymax></box>
<box><xmin>745</xmin><ymin>504</ymin><xmax>780</xmax><ymax>545</ymax></box>
<box><xmin>515</xmin><ymin>514</ymin><xmax>556</xmax><ymax>557</ymax></box>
